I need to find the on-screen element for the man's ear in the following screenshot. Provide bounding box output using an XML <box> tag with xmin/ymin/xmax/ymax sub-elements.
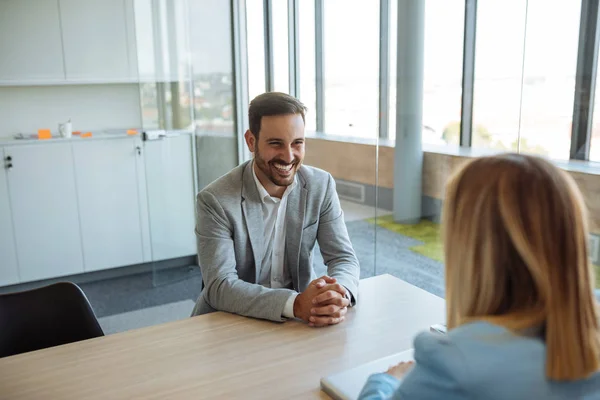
<box><xmin>244</xmin><ymin>129</ymin><xmax>256</xmax><ymax>153</ymax></box>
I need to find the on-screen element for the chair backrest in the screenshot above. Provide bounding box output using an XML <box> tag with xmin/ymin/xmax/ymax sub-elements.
<box><xmin>0</xmin><ymin>282</ymin><xmax>104</xmax><ymax>358</ymax></box>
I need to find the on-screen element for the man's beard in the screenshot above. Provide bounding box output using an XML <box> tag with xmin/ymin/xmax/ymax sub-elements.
<box><xmin>254</xmin><ymin>148</ymin><xmax>300</xmax><ymax>187</ymax></box>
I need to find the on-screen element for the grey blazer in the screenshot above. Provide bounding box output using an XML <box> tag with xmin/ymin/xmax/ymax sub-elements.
<box><xmin>191</xmin><ymin>161</ymin><xmax>360</xmax><ymax>322</ymax></box>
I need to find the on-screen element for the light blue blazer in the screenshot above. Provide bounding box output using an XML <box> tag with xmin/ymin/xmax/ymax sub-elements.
<box><xmin>358</xmin><ymin>321</ymin><xmax>600</xmax><ymax>400</ymax></box>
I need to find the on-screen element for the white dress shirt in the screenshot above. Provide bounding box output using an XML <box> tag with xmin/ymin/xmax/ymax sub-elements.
<box><xmin>252</xmin><ymin>164</ymin><xmax>298</xmax><ymax>318</ymax></box>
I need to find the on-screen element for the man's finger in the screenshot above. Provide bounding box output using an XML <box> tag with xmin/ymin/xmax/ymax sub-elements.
<box><xmin>313</xmin><ymin>294</ymin><xmax>350</xmax><ymax>308</ymax></box>
<box><xmin>310</xmin><ymin>304</ymin><xmax>343</xmax><ymax>316</ymax></box>
<box><xmin>331</xmin><ymin>283</ymin><xmax>347</xmax><ymax>296</ymax></box>
<box><xmin>308</xmin><ymin>315</ymin><xmax>345</xmax><ymax>327</ymax></box>
<box><xmin>312</xmin><ymin>287</ymin><xmax>350</xmax><ymax>305</ymax></box>
<box><xmin>310</xmin><ymin>306</ymin><xmax>347</xmax><ymax>319</ymax></box>
<box><xmin>309</xmin><ymin>308</ymin><xmax>347</xmax><ymax>325</ymax></box>
<box><xmin>314</xmin><ymin>276</ymin><xmax>336</xmax><ymax>288</ymax></box>
<box><xmin>312</xmin><ymin>289</ymin><xmax>337</xmax><ymax>304</ymax></box>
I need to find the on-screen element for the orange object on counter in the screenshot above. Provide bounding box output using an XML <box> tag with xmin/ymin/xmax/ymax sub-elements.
<box><xmin>81</xmin><ymin>132</ymin><xmax>92</xmax><ymax>138</ymax></box>
<box><xmin>126</xmin><ymin>129</ymin><xmax>138</xmax><ymax>135</ymax></box>
<box><xmin>73</xmin><ymin>131</ymin><xmax>82</xmax><ymax>135</ymax></box>
<box><xmin>38</xmin><ymin>129</ymin><xmax>52</xmax><ymax>140</ymax></box>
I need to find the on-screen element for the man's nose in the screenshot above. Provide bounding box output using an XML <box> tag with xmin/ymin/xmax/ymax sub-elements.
<box><xmin>280</xmin><ymin>147</ymin><xmax>294</xmax><ymax>163</ymax></box>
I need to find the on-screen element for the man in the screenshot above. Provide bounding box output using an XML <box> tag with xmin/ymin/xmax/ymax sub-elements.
<box><xmin>191</xmin><ymin>92</ymin><xmax>360</xmax><ymax>327</ymax></box>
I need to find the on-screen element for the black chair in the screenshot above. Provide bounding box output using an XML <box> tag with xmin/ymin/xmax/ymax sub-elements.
<box><xmin>0</xmin><ymin>282</ymin><xmax>104</xmax><ymax>358</ymax></box>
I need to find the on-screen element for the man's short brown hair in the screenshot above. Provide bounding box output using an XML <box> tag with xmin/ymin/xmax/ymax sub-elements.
<box><xmin>248</xmin><ymin>92</ymin><xmax>307</xmax><ymax>138</ymax></box>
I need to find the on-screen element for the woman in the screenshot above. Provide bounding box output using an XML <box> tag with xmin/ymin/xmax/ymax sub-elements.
<box><xmin>359</xmin><ymin>154</ymin><xmax>600</xmax><ymax>399</ymax></box>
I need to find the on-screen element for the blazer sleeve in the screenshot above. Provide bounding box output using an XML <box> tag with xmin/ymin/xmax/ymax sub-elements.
<box><xmin>197</xmin><ymin>190</ymin><xmax>295</xmax><ymax>322</ymax></box>
<box><xmin>358</xmin><ymin>333</ymin><xmax>470</xmax><ymax>400</ymax></box>
<box><xmin>357</xmin><ymin>373</ymin><xmax>402</xmax><ymax>400</ymax></box>
<box><xmin>317</xmin><ymin>174</ymin><xmax>360</xmax><ymax>303</ymax></box>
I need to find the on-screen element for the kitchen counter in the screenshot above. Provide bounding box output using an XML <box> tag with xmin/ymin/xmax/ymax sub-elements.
<box><xmin>0</xmin><ymin>129</ymin><xmax>192</xmax><ymax>147</ymax></box>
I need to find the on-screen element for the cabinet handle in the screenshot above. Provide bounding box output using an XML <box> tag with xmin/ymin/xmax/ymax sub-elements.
<box><xmin>6</xmin><ymin>163</ymin><xmax>13</xmax><ymax>170</ymax></box>
<box><xmin>5</xmin><ymin>156</ymin><xmax>11</xmax><ymax>162</ymax></box>
<box><xmin>136</xmin><ymin>146</ymin><xmax>142</xmax><ymax>156</ymax></box>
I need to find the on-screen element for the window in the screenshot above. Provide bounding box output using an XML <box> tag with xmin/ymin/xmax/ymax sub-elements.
<box><xmin>472</xmin><ymin>0</ymin><xmax>526</xmax><ymax>152</ymax></box>
<box><xmin>583</xmin><ymin>18</ymin><xmax>600</xmax><ymax>162</ymax></box>
<box><xmin>246</xmin><ymin>0</ymin><xmax>266</xmax><ymax>101</ymax></box>
<box><xmin>425</xmin><ymin>0</ymin><xmax>465</xmax><ymax>147</ymax></box>
<box><xmin>388</xmin><ymin>1</ymin><xmax>464</xmax><ymax>145</ymax></box>
<box><xmin>591</xmin><ymin>75</ymin><xmax>600</xmax><ymax>161</ymax></box>
<box><xmin>298</xmin><ymin>0</ymin><xmax>316</xmax><ymax>132</ymax></box>
<box><xmin>271</xmin><ymin>0</ymin><xmax>289</xmax><ymax>93</ymax></box>
<box><xmin>472</xmin><ymin>0</ymin><xmax>581</xmax><ymax>159</ymax></box>
<box><xmin>422</xmin><ymin>0</ymin><xmax>464</xmax><ymax>147</ymax></box>
<box><xmin>134</xmin><ymin>0</ymin><xmax>192</xmax><ymax>130</ymax></box>
<box><xmin>323</xmin><ymin>0</ymin><xmax>379</xmax><ymax>138</ymax></box>
<box><xmin>388</xmin><ymin>0</ymin><xmax>397</xmax><ymax>140</ymax></box>
<box><xmin>518</xmin><ymin>0</ymin><xmax>581</xmax><ymax>160</ymax></box>
<box><xmin>188</xmin><ymin>0</ymin><xmax>237</xmax><ymax>190</ymax></box>
<box><xmin>189</xmin><ymin>0</ymin><xmax>234</xmax><ymax>134</ymax></box>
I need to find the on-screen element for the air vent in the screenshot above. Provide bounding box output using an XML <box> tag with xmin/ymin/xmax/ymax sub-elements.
<box><xmin>335</xmin><ymin>180</ymin><xmax>366</xmax><ymax>203</ymax></box>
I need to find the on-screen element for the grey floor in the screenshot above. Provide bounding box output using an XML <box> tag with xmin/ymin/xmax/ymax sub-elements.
<box><xmin>80</xmin><ymin>266</ymin><xmax>202</xmax><ymax>318</ymax></box>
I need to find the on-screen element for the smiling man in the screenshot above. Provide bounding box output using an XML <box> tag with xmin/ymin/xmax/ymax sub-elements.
<box><xmin>191</xmin><ymin>92</ymin><xmax>360</xmax><ymax>327</ymax></box>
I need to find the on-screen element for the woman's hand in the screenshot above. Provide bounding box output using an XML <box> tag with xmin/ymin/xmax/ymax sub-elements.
<box><xmin>386</xmin><ymin>361</ymin><xmax>414</xmax><ymax>379</ymax></box>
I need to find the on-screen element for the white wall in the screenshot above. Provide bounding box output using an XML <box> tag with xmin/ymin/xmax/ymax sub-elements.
<box><xmin>0</xmin><ymin>84</ymin><xmax>142</xmax><ymax>137</ymax></box>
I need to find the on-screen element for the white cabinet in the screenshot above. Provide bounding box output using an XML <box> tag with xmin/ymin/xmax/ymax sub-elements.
<box><xmin>5</xmin><ymin>143</ymin><xmax>84</xmax><ymax>282</ymax></box>
<box><xmin>0</xmin><ymin>135</ymin><xmax>196</xmax><ymax>287</ymax></box>
<box><xmin>144</xmin><ymin>135</ymin><xmax>196</xmax><ymax>261</ymax></box>
<box><xmin>0</xmin><ymin>148</ymin><xmax>19</xmax><ymax>286</ymax></box>
<box><xmin>72</xmin><ymin>138</ymin><xmax>146</xmax><ymax>272</ymax></box>
<box><xmin>0</xmin><ymin>0</ymin><xmax>65</xmax><ymax>82</ymax></box>
<box><xmin>0</xmin><ymin>0</ymin><xmax>140</xmax><ymax>85</ymax></box>
<box><xmin>59</xmin><ymin>0</ymin><xmax>137</xmax><ymax>81</ymax></box>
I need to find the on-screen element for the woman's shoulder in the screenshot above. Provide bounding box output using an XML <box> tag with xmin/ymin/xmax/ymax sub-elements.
<box><xmin>412</xmin><ymin>321</ymin><xmax>600</xmax><ymax>398</ymax></box>
<box><xmin>413</xmin><ymin>321</ymin><xmax>544</xmax><ymax>371</ymax></box>
<box><xmin>417</xmin><ymin>320</ymin><xmax>534</xmax><ymax>345</ymax></box>
<box><xmin>415</xmin><ymin>321</ymin><xmax>506</xmax><ymax>348</ymax></box>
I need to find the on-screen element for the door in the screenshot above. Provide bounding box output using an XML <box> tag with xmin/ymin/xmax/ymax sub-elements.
<box><xmin>6</xmin><ymin>143</ymin><xmax>84</xmax><ymax>282</ymax></box>
<box><xmin>0</xmin><ymin>0</ymin><xmax>65</xmax><ymax>82</ymax></box>
<box><xmin>72</xmin><ymin>138</ymin><xmax>145</xmax><ymax>272</ymax></box>
<box><xmin>0</xmin><ymin>148</ymin><xmax>19</xmax><ymax>286</ymax></box>
<box><xmin>144</xmin><ymin>134</ymin><xmax>196</xmax><ymax>261</ymax></box>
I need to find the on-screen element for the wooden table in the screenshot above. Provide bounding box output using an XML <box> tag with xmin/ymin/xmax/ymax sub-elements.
<box><xmin>0</xmin><ymin>274</ymin><xmax>445</xmax><ymax>399</ymax></box>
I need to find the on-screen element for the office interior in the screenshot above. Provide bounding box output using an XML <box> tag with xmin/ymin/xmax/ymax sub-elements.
<box><xmin>0</xmin><ymin>0</ymin><xmax>599</xmax><ymax>340</ymax></box>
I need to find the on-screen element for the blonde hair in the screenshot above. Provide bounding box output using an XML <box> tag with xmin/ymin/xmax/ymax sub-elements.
<box><xmin>443</xmin><ymin>153</ymin><xmax>600</xmax><ymax>381</ymax></box>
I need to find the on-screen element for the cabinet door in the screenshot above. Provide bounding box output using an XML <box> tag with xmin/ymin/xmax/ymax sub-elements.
<box><xmin>0</xmin><ymin>148</ymin><xmax>19</xmax><ymax>286</ymax></box>
<box><xmin>145</xmin><ymin>135</ymin><xmax>196</xmax><ymax>261</ymax></box>
<box><xmin>72</xmin><ymin>138</ymin><xmax>144</xmax><ymax>272</ymax></box>
<box><xmin>0</xmin><ymin>0</ymin><xmax>65</xmax><ymax>82</ymax></box>
<box><xmin>6</xmin><ymin>143</ymin><xmax>84</xmax><ymax>282</ymax></box>
<box><xmin>59</xmin><ymin>0</ymin><xmax>131</xmax><ymax>81</ymax></box>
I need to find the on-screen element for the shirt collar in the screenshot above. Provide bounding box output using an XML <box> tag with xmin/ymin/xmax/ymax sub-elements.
<box><xmin>252</xmin><ymin>161</ymin><xmax>297</xmax><ymax>203</ymax></box>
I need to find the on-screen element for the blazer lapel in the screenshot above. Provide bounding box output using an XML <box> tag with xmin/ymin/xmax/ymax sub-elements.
<box><xmin>241</xmin><ymin>162</ymin><xmax>264</xmax><ymax>283</ymax></box>
<box><xmin>285</xmin><ymin>181</ymin><xmax>307</xmax><ymax>291</ymax></box>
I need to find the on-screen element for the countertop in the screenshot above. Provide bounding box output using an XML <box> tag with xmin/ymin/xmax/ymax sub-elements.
<box><xmin>0</xmin><ymin>129</ymin><xmax>193</xmax><ymax>147</ymax></box>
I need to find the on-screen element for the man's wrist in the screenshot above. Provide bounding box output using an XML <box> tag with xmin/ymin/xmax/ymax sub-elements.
<box><xmin>283</xmin><ymin>292</ymin><xmax>298</xmax><ymax>319</ymax></box>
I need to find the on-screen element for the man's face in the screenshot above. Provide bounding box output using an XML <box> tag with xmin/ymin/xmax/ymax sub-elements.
<box><xmin>245</xmin><ymin>113</ymin><xmax>305</xmax><ymax>188</ymax></box>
